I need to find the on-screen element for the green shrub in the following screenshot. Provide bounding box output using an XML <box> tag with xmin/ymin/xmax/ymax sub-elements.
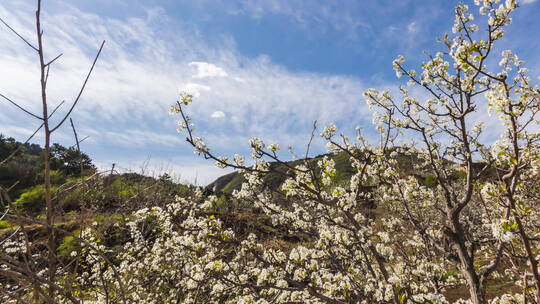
<box><xmin>110</xmin><ymin>179</ymin><xmax>135</xmax><ymax>198</ymax></box>
<box><xmin>14</xmin><ymin>184</ymin><xmax>60</xmax><ymax>213</ymax></box>
<box><xmin>57</xmin><ymin>234</ymin><xmax>81</xmax><ymax>259</ymax></box>
<box><xmin>50</xmin><ymin>170</ymin><xmax>67</xmax><ymax>185</ymax></box>
<box><xmin>0</xmin><ymin>220</ymin><xmax>11</xmax><ymax>229</ymax></box>
<box><xmin>60</xmin><ymin>187</ymin><xmax>84</xmax><ymax>212</ymax></box>
<box><xmin>14</xmin><ymin>185</ymin><xmax>47</xmax><ymax>213</ymax></box>
<box><xmin>210</xmin><ymin>195</ymin><xmax>228</xmax><ymax>210</ymax></box>
<box><xmin>423</xmin><ymin>175</ymin><xmax>437</xmax><ymax>187</ymax></box>
<box><xmin>36</xmin><ymin>170</ymin><xmax>67</xmax><ymax>185</ymax></box>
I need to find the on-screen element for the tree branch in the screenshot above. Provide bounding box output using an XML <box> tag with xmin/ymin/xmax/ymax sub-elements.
<box><xmin>50</xmin><ymin>40</ymin><xmax>105</xmax><ymax>133</ymax></box>
<box><xmin>0</xmin><ymin>93</ymin><xmax>42</xmax><ymax>120</ymax></box>
<box><xmin>0</xmin><ymin>16</ymin><xmax>38</xmax><ymax>51</ymax></box>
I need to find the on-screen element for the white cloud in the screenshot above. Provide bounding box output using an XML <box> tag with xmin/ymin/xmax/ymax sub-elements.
<box><xmin>166</xmin><ymin>162</ymin><xmax>233</xmax><ymax>185</ymax></box>
<box><xmin>407</xmin><ymin>21</ymin><xmax>418</xmax><ymax>33</ymax></box>
<box><xmin>210</xmin><ymin>110</ymin><xmax>225</xmax><ymax>118</ymax></box>
<box><xmin>0</xmin><ymin>124</ymin><xmax>39</xmax><ymax>138</ymax></box>
<box><xmin>522</xmin><ymin>0</ymin><xmax>538</xmax><ymax>4</ymax></box>
<box><xmin>100</xmin><ymin>129</ymin><xmax>183</xmax><ymax>147</ymax></box>
<box><xmin>0</xmin><ymin>1</ymin><xmax>372</xmax><ymax>184</ymax></box>
<box><xmin>189</xmin><ymin>61</ymin><xmax>228</xmax><ymax>78</ymax></box>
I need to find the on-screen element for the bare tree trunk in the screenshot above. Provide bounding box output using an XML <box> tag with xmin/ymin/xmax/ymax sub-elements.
<box><xmin>35</xmin><ymin>1</ymin><xmax>56</xmax><ymax>301</ymax></box>
<box><xmin>450</xmin><ymin>221</ymin><xmax>486</xmax><ymax>304</ymax></box>
<box><xmin>516</xmin><ymin>218</ymin><xmax>540</xmax><ymax>303</ymax></box>
<box><xmin>0</xmin><ymin>1</ymin><xmax>103</xmax><ymax>302</ymax></box>
<box><xmin>506</xmin><ymin>101</ymin><xmax>540</xmax><ymax>303</ymax></box>
<box><xmin>465</xmin><ymin>273</ymin><xmax>485</xmax><ymax>304</ymax></box>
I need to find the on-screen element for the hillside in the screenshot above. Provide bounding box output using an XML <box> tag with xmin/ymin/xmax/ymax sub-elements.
<box><xmin>0</xmin><ymin>135</ymin><xmax>191</xmax><ymax>214</ymax></box>
<box><xmin>207</xmin><ymin>151</ymin><xmax>357</xmax><ymax>194</ymax></box>
<box><xmin>0</xmin><ymin>135</ymin><xmax>94</xmax><ymax>199</ymax></box>
<box><xmin>206</xmin><ymin>149</ymin><xmax>448</xmax><ymax>194</ymax></box>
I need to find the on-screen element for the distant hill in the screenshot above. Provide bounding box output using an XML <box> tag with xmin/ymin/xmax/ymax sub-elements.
<box><xmin>205</xmin><ymin>149</ymin><xmax>494</xmax><ymax>194</ymax></box>
<box><xmin>206</xmin><ymin>151</ymin><xmax>358</xmax><ymax>194</ymax></box>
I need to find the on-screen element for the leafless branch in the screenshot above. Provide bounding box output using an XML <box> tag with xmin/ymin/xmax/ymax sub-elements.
<box><xmin>0</xmin><ymin>93</ymin><xmax>42</xmax><ymax>120</ymax></box>
<box><xmin>69</xmin><ymin>118</ymin><xmax>84</xmax><ymax>175</ymax></box>
<box><xmin>50</xmin><ymin>40</ymin><xmax>105</xmax><ymax>133</ymax></box>
<box><xmin>45</xmin><ymin>53</ymin><xmax>63</xmax><ymax>67</ymax></box>
<box><xmin>48</xmin><ymin>100</ymin><xmax>65</xmax><ymax>119</ymax></box>
<box><xmin>0</xmin><ymin>16</ymin><xmax>38</xmax><ymax>51</ymax></box>
<box><xmin>304</xmin><ymin>120</ymin><xmax>317</xmax><ymax>160</ymax></box>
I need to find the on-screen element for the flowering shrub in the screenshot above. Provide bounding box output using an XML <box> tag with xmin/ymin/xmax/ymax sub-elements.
<box><xmin>65</xmin><ymin>153</ymin><xmax>461</xmax><ymax>303</ymax></box>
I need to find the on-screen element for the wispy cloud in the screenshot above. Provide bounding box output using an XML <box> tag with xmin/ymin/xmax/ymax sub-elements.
<box><xmin>231</xmin><ymin>0</ymin><xmax>371</xmax><ymax>36</ymax></box>
<box><xmin>180</xmin><ymin>83</ymin><xmax>211</xmax><ymax>98</ymax></box>
<box><xmin>2</xmin><ymin>0</ymin><xmax>537</xmax><ymax>185</ymax></box>
<box><xmin>0</xmin><ymin>1</ymin><xmax>371</xmax><ymax>184</ymax></box>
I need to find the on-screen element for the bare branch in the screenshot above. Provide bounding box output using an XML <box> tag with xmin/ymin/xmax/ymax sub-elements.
<box><xmin>0</xmin><ymin>227</ymin><xmax>21</xmax><ymax>246</ymax></box>
<box><xmin>69</xmin><ymin>136</ymin><xmax>89</xmax><ymax>149</ymax></box>
<box><xmin>48</xmin><ymin>100</ymin><xmax>65</xmax><ymax>119</ymax></box>
<box><xmin>50</xmin><ymin>40</ymin><xmax>105</xmax><ymax>133</ymax></box>
<box><xmin>70</xmin><ymin>118</ymin><xmax>84</xmax><ymax>175</ymax></box>
<box><xmin>0</xmin><ymin>93</ymin><xmax>42</xmax><ymax>120</ymax></box>
<box><xmin>69</xmin><ymin>118</ymin><xmax>81</xmax><ymax>152</ymax></box>
<box><xmin>0</xmin><ymin>16</ymin><xmax>38</xmax><ymax>51</ymax></box>
<box><xmin>45</xmin><ymin>53</ymin><xmax>63</xmax><ymax>67</ymax></box>
<box><xmin>304</xmin><ymin>120</ymin><xmax>317</xmax><ymax>160</ymax></box>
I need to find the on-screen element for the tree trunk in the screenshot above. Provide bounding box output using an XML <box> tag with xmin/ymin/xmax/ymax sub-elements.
<box><xmin>449</xmin><ymin>216</ymin><xmax>486</xmax><ymax>304</ymax></box>
<box><xmin>516</xmin><ymin>217</ymin><xmax>540</xmax><ymax>303</ymax></box>
<box><xmin>36</xmin><ymin>1</ymin><xmax>56</xmax><ymax>301</ymax></box>
<box><xmin>464</xmin><ymin>272</ymin><xmax>485</xmax><ymax>304</ymax></box>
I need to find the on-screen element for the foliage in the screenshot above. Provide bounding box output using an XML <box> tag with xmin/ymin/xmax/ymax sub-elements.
<box><xmin>0</xmin><ymin>135</ymin><xmax>43</xmax><ymax>197</ymax></box>
<box><xmin>0</xmin><ymin>220</ymin><xmax>11</xmax><ymax>229</ymax></box>
<box><xmin>57</xmin><ymin>234</ymin><xmax>81</xmax><ymax>259</ymax></box>
<box><xmin>208</xmin><ymin>151</ymin><xmax>358</xmax><ymax>195</ymax></box>
<box><xmin>13</xmin><ymin>184</ymin><xmax>55</xmax><ymax>213</ymax></box>
<box><xmin>0</xmin><ymin>135</ymin><xmax>95</xmax><ymax>199</ymax></box>
<box><xmin>50</xmin><ymin>143</ymin><xmax>94</xmax><ymax>176</ymax></box>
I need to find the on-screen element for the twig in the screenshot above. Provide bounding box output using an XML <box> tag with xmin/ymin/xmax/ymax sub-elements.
<box><xmin>48</xmin><ymin>100</ymin><xmax>65</xmax><ymax>119</ymax></box>
<box><xmin>0</xmin><ymin>227</ymin><xmax>21</xmax><ymax>246</ymax></box>
<box><xmin>45</xmin><ymin>53</ymin><xmax>63</xmax><ymax>66</ymax></box>
<box><xmin>69</xmin><ymin>118</ymin><xmax>84</xmax><ymax>176</ymax></box>
<box><xmin>50</xmin><ymin>40</ymin><xmax>105</xmax><ymax>133</ymax></box>
<box><xmin>0</xmin><ymin>16</ymin><xmax>38</xmax><ymax>51</ymax></box>
<box><xmin>304</xmin><ymin>120</ymin><xmax>317</xmax><ymax>160</ymax></box>
<box><xmin>0</xmin><ymin>93</ymin><xmax>42</xmax><ymax>120</ymax></box>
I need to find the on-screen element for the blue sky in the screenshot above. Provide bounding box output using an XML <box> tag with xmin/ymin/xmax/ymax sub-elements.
<box><xmin>1</xmin><ymin>0</ymin><xmax>539</xmax><ymax>184</ymax></box>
